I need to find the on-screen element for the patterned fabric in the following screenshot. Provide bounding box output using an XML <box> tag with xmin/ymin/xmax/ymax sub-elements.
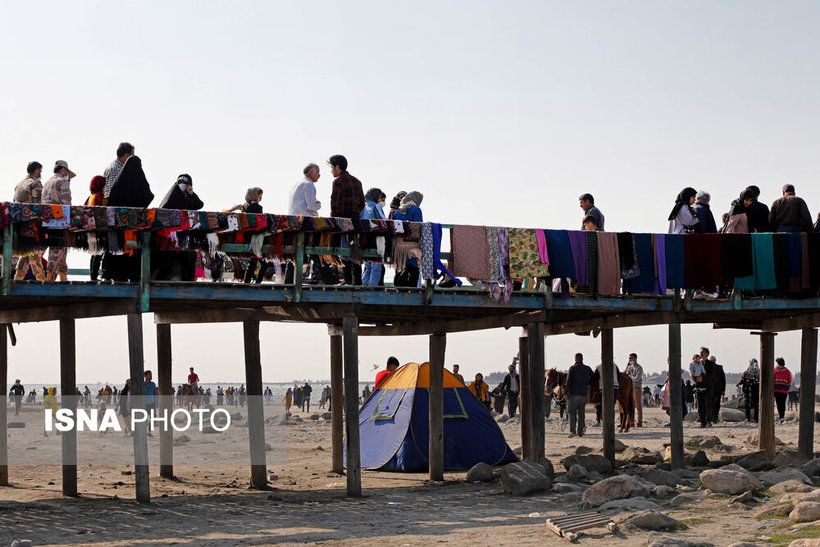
<box><xmin>337</xmin><ymin>218</ymin><xmax>355</xmax><ymax>232</ymax></box>
<box><xmin>94</xmin><ymin>208</ymin><xmax>108</xmax><ymax>230</ymax></box>
<box><xmin>421</xmin><ymin>223</ymin><xmax>435</xmax><ymax>280</ymax></box>
<box><xmin>107</xmin><ymin>207</ymin><xmax>116</xmax><ymax>227</ymax></box>
<box><xmin>487</xmin><ymin>226</ymin><xmax>500</xmax><ymax>281</ymax></box>
<box><xmin>115</xmin><ymin>208</ymin><xmax>129</xmax><ymax>228</ymax></box>
<box><xmin>169</xmin><ymin>209</ymin><xmax>182</xmax><ymax>228</ymax></box>
<box><xmin>207</xmin><ymin>212</ymin><xmax>219</xmax><ymax>230</ymax></box>
<box><xmin>450</xmin><ymin>224</ymin><xmax>491</xmax><ymax>279</ymax></box>
<box><xmin>103</xmin><ymin>158</ymin><xmax>124</xmax><ymax>197</ymax></box>
<box><xmin>70</xmin><ymin>206</ymin><xmax>84</xmax><ymax>228</ymax></box>
<box><xmin>42</xmin><ymin>206</ymin><xmax>71</xmax><ymax>229</ymax></box>
<box><xmin>9</xmin><ymin>203</ymin><xmax>22</xmax><ymax>221</ymax></box>
<box><xmin>508</xmin><ymin>228</ymin><xmax>550</xmax><ymax>278</ymax></box>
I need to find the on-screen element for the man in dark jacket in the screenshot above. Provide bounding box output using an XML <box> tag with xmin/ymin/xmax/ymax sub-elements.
<box><xmin>501</xmin><ymin>363</ymin><xmax>520</xmax><ymax>417</ymax></box>
<box><xmin>329</xmin><ymin>154</ymin><xmax>365</xmax><ymax>285</ymax></box>
<box><xmin>769</xmin><ymin>184</ymin><xmax>813</xmax><ymax>232</ymax></box>
<box><xmin>565</xmin><ymin>353</ymin><xmax>593</xmax><ymax>437</ymax></box>
<box><xmin>709</xmin><ymin>356</ymin><xmax>726</xmax><ymax>422</ymax></box>
<box><xmin>744</xmin><ymin>185</ymin><xmax>771</xmax><ymax>233</ymax></box>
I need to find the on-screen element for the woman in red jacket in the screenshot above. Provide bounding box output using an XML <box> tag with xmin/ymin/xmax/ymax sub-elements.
<box><xmin>773</xmin><ymin>357</ymin><xmax>793</xmax><ymax>423</ymax></box>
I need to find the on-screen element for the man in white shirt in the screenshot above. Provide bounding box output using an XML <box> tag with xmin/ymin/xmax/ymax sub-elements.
<box><xmin>288</xmin><ymin>163</ymin><xmax>322</xmax><ymax>216</ymax></box>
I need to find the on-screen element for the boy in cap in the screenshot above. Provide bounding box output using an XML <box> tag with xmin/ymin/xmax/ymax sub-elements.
<box><xmin>41</xmin><ymin>160</ymin><xmax>75</xmax><ymax>281</ymax></box>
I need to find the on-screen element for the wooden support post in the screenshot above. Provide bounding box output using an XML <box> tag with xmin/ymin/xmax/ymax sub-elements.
<box><xmin>127</xmin><ymin>312</ymin><xmax>150</xmax><ymax>503</ymax></box>
<box><xmin>243</xmin><ymin>320</ymin><xmax>267</xmax><ymax>489</ymax></box>
<box><xmin>527</xmin><ymin>322</ymin><xmax>546</xmax><ymax>465</ymax></box>
<box><xmin>60</xmin><ymin>319</ymin><xmax>78</xmax><ymax>496</ymax></box>
<box><xmin>518</xmin><ymin>335</ymin><xmax>531</xmax><ymax>461</ymax></box>
<box><xmin>156</xmin><ymin>324</ymin><xmax>174</xmax><ymax>478</ymax></box>
<box><xmin>429</xmin><ymin>332</ymin><xmax>446</xmax><ymax>482</ymax></box>
<box><xmin>799</xmin><ymin>328</ymin><xmax>818</xmax><ymax>459</ymax></box>
<box><xmin>668</xmin><ymin>322</ymin><xmax>684</xmax><ymax>469</ymax></box>
<box><xmin>600</xmin><ymin>328</ymin><xmax>615</xmax><ymax>466</ymax></box>
<box><xmin>757</xmin><ymin>332</ymin><xmax>777</xmax><ymax>459</ymax></box>
<box><xmin>0</xmin><ymin>324</ymin><xmax>8</xmax><ymax>486</ymax></box>
<box><xmin>330</xmin><ymin>328</ymin><xmax>344</xmax><ymax>474</ymax></box>
<box><xmin>343</xmin><ymin>314</ymin><xmax>362</xmax><ymax>496</ymax></box>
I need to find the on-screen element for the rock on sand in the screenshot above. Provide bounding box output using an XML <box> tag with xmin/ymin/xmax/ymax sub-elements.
<box><xmin>581</xmin><ymin>475</ymin><xmax>652</xmax><ymax>507</ymax></box>
<box><xmin>699</xmin><ymin>469</ymin><xmax>761</xmax><ymax>495</ymax></box>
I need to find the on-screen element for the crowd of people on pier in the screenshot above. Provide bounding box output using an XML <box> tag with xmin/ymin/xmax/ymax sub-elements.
<box><xmin>11</xmin><ymin>142</ymin><xmax>820</xmax><ymax>288</ymax></box>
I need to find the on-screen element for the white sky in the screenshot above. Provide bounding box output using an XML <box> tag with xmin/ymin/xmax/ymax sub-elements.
<box><xmin>1</xmin><ymin>1</ymin><xmax>818</xmax><ymax>384</ymax></box>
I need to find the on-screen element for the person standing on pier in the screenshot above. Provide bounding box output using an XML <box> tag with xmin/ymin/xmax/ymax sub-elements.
<box><xmin>41</xmin><ymin>160</ymin><xmax>75</xmax><ymax>282</ymax></box>
<box><xmin>329</xmin><ymin>154</ymin><xmax>365</xmax><ymax>285</ymax></box>
<box><xmin>693</xmin><ymin>191</ymin><xmax>717</xmax><ymax>233</ymax></box>
<box><xmin>579</xmin><ymin>193</ymin><xmax>604</xmax><ymax>231</ymax></box>
<box><xmin>769</xmin><ymin>184</ymin><xmax>813</xmax><ymax>232</ymax></box>
<box><xmin>13</xmin><ymin>161</ymin><xmax>47</xmax><ymax>281</ymax></box>
<box><xmin>103</xmin><ymin>142</ymin><xmax>135</xmax><ymax>200</ymax></box>
<box><xmin>744</xmin><ymin>185</ymin><xmax>771</xmax><ymax>233</ymax></box>
<box><xmin>668</xmin><ymin>187</ymin><xmax>699</xmax><ymax>234</ymax></box>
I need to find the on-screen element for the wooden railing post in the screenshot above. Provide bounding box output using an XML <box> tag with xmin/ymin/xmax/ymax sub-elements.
<box><xmin>668</xmin><ymin>322</ymin><xmax>684</xmax><ymax>469</ymax></box>
<box><xmin>601</xmin><ymin>328</ymin><xmax>615</xmax><ymax>465</ymax></box>
<box><xmin>429</xmin><ymin>332</ymin><xmax>446</xmax><ymax>481</ymax></box>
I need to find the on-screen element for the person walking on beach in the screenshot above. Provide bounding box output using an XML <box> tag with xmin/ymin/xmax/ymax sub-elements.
<box><xmin>216</xmin><ymin>386</ymin><xmax>224</xmax><ymax>406</ymax></box>
<box><xmin>144</xmin><ymin>370</ymin><xmax>157</xmax><ymax>436</ymax></box>
<box><xmin>625</xmin><ymin>353</ymin><xmax>644</xmax><ymax>427</ymax></box>
<box><xmin>10</xmin><ymin>379</ymin><xmax>25</xmax><ymax>416</ymax></box>
<box><xmin>302</xmin><ymin>382</ymin><xmax>312</xmax><ymax>412</ymax></box>
<box><xmin>329</xmin><ymin>154</ymin><xmax>365</xmax><ymax>285</ymax></box>
<box><xmin>468</xmin><ymin>373</ymin><xmax>490</xmax><ymax>411</ymax></box>
<box><xmin>774</xmin><ymin>358</ymin><xmax>792</xmax><ymax>423</ymax></box>
<box><xmin>566</xmin><ymin>353</ymin><xmax>593</xmax><ymax>438</ymax></box>
<box><xmin>284</xmin><ymin>388</ymin><xmax>293</xmax><ymax>413</ymax></box>
<box><xmin>375</xmin><ymin>356</ymin><xmax>400</xmax><ymax>389</ymax></box>
<box><xmin>41</xmin><ymin>160</ymin><xmax>75</xmax><ymax>282</ymax></box>
<box><xmin>264</xmin><ymin>386</ymin><xmax>272</xmax><ymax>406</ymax></box>
<box><xmin>690</xmin><ymin>353</ymin><xmax>710</xmax><ymax>428</ymax></box>
<box><xmin>43</xmin><ymin>387</ymin><xmax>58</xmax><ymax>436</ymax></box>
<box><xmin>452</xmin><ymin>364</ymin><xmax>465</xmax><ymax>385</ymax></box>
<box><xmin>13</xmin><ymin>161</ymin><xmax>47</xmax><ymax>281</ymax></box>
<box><xmin>579</xmin><ymin>193</ymin><xmax>604</xmax><ymax>231</ymax></box>
<box><xmin>709</xmin><ymin>356</ymin><xmax>726</xmax><ymax>423</ymax></box>
<box><xmin>740</xmin><ymin>358</ymin><xmax>760</xmax><ymax>422</ymax></box>
<box><xmin>118</xmin><ymin>378</ymin><xmax>132</xmax><ymax>436</ymax></box>
<box><xmin>502</xmin><ymin>364</ymin><xmax>520</xmax><ymax>417</ymax></box>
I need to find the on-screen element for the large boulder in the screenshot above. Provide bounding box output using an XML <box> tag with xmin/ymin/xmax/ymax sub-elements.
<box><xmin>651</xmin><ymin>485</ymin><xmax>677</xmax><ymax>499</ymax></box>
<box><xmin>734</xmin><ymin>451</ymin><xmax>772</xmax><ymax>472</ymax></box>
<box><xmin>770</xmin><ymin>480</ymin><xmax>814</xmax><ymax>496</ymax></box>
<box><xmin>780</xmin><ymin>488</ymin><xmax>820</xmax><ymax>504</ymax></box>
<box><xmin>718</xmin><ymin>408</ymin><xmax>745</xmax><ymax>422</ymax></box>
<box><xmin>567</xmin><ymin>464</ymin><xmax>588</xmax><ymax>481</ymax></box>
<box><xmin>543</xmin><ymin>458</ymin><xmax>555</xmax><ymax>480</ymax></box>
<box><xmin>637</xmin><ymin>468</ymin><xmax>680</xmax><ymax>488</ymax></box>
<box><xmin>620</xmin><ymin>446</ymin><xmax>663</xmax><ymax>465</ymax></box>
<box><xmin>614</xmin><ymin>439</ymin><xmax>628</xmax><ymax>452</ymax></box>
<box><xmin>754</xmin><ymin>503</ymin><xmax>794</xmax><ymax>518</ymax></box>
<box><xmin>790</xmin><ymin>501</ymin><xmax>820</xmax><ymax>523</ymax></box>
<box><xmin>699</xmin><ymin>469</ymin><xmax>762</xmax><ymax>495</ymax></box>
<box><xmin>581</xmin><ymin>475</ymin><xmax>652</xmax><ymax>507</ymax></box>
<box><xmin>622</xmin><ymin>510</ymin><xmax>680</xmax><ymax>531</ymax></box>
<box><xmin>773</xmin><ymin>450</ymin><xmax>809</xmax><ymax>468</ymax></box>
<box><xmin>500</xmin><ymin>462</ymin><xmax>550</xmax><ymax>496</ymax></box>
<box><xmin>802</xmin><ymin>458</ymin><xmax>820</xmax><ymax>477</ymax></box>
<box><xmin>758</xmin><ymin>467</ymin><xmax>811</xmax><ymax>486</ymax></box>
<box><xmin>466</xmin><ymin>462</ymin><xmax>495</xmax><ymax>482</ymax></box>
<box><xmin>575</xmin><ymin>445</ymin><xmax>595</xmax><ymax>455</ymax></box>
<box><xmin>686</xmin><ymin>435</ymin><xmax>722</xmax><ymax>449</ymax></box>
<box><xmin>598</xmin><ymin>496</ymin><xmax>661</xmax><ymax>513</ymax></box>
<box><xmin>745</xmin><ymin>433</ymin><xmax>784</xmax><ymax>446</ymax></box>
<box><xmin>688</xmin><ymin>450</ymin><xmax>709</xmax><ymax>467</ymax></box>
<box><xmin>562</xmin><ymin>454</ymin><xmax>613</xmax><ymax>474</ymax></box>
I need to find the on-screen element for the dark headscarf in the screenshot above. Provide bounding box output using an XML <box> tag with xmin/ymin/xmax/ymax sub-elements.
<box><xmin>731</xmin><ymin>189</ymin><xmax>756</xmax><ymax>216</ymax></box>
<box><xmin>365</xmin><ymin>187</ymin><xmax>383</xmax><ymax>203</ymax></box>
<box><xmin>390</xmin><ymin>191</ymin><xmax>407</xmax><ymax>211</ymax></box>
<box><xmin>667</xmin><ymin>187</ymin><xmax>698</xmax><ymax>221</ymax></box>
<box><xmin>159</xmin><ymin>174</ymin><xmax>204</xmax><ymax>210</ymax></box>
<box><xmin>107</xmin><ymin>156</ymin><xmax>154</xmax><ymax>208</ymax></box>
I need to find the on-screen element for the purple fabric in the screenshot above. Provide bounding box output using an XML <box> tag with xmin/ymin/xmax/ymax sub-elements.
<box><xmin>654</xmin><ymin>234</ymin><xmax>667</xmax><ymax>295</ymax></box>
<box><xmin>567</xmin><ymin>231</ymin><xmax>588</xmax><ymax>286</ymax></box>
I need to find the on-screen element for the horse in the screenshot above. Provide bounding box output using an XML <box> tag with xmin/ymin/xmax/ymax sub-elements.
<box><xmin>546</xmin><ymin>366</ymin><xmax>635</xmax><ymax>433</ymax></box>
<box><xmin>181</xmin><ymin>383</ymin><xmax>202</xmax><ymax>411</ymax></box>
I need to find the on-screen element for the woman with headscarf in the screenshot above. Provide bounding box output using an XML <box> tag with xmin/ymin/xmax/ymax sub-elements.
<box><xmin>236</xmin><ymin>187</ymin><xmax>268</xmax><ymax>283</ymax></box>
<box><xmin>668</xmin><ymin>187</ymin><xmax>699</xmax><ymax>234</ymax></box>
<box><xmin>723</xmin><ymin>189</ymin><xmax>755</xmax><ymax>234</ymax></box>
<box><xmin>388</xmin><ymin>191</ymin><xmax>407</xmax><ymax>220</ymax></box>
<box><xmin>103</xmin><ymin>156</ymin><xmax>154</xmax><ymax>282</ymax></box>
<box><xmin>361</xmin><ymin>188</ymin><xmax>387</xmax><ymax>286</ymax></box>
<box><xmin>155</xmin><ymin>174</ymin><xmax>204</xmax><ymax>281</ymax></box>
<box><xmin>391</xmin><ymin>191</ymin><xmax>424</xmax><ymax>287</ymax></box>
<box><xmin>159</xmin><ymin>174</ymin><xmax>204</xmax><ymax>211</ymax></box>
<box><xmin>85</xmin><ymin>176</ymin><xmax>106</xmax><ymax>280</ymax></box>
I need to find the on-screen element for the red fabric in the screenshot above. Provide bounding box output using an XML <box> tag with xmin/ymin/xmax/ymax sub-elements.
<box><xmin>774</xmin><ymin>366</ymin><xmax>792</xmax><ymax>393</ymax></box>
<box><xmin>374</xmin><ymin>370</ymin><xmax>390</xmax><ymax>389</ymax></box>
<box><xmin>684</xmin><ymin>234</ymin><xmax>730</xmax><ymax>287</ymax></box>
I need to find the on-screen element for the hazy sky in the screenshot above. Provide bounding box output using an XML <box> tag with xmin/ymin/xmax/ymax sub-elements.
<box><xmin>1</xmin><ymin>1</ymin><xmax>818</xmax><ymax>384</ymax></box>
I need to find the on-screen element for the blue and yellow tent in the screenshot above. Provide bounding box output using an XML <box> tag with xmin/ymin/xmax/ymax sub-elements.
<box><xmin>356</xmin><ymin>362</ymin><xmax>517</xmax><ymax>471</ymax></box>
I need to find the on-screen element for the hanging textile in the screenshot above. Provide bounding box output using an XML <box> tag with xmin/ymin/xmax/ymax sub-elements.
<box><xmin>428</xmin><ymin>223</ymin><xmax>461</xmax><ymax>286</ymax></box>
<box><xmin>567</xmin><ymin>231</ymin><xmax>588</xmax><ymax>287</ymax></box>
<box><xmin>542</xmin><ymin>229</ymin><xmax>576</xmax><ymax>280</ymax></box>
<box><xmin>597</xmin><ymin>232</ymin><xmax>621</xmax><ymax>295</ymax></box>
<box><xmin>535</xmin><ymin>229</ymin><xmax>550</xmax><ymax>267</ymax></box>
<box><xmin>786</xmin><ymin>232</ymin><xmax>804</xmax><ymax>292</ymax></box>
<box><xmin>664</xmin><ymin>234</ymin><xmax>685</xmax><ymax>289</ymax></box>
<box><xmin>584</xmin><ymin>231</ymin><xmax>599</xmax><ymax>294</ymax></box>
<box><xmin>653</xmin><ymin>234</ymin><xmax>667</xmax><ymax>295</ymax></box>
<box><xmin>801</xmin><ymin>233</ymin><xmax>811</xmax><ymax>290</ymax></box>
<box><xmin>508</xmin><ymin>228</ymin><xmax>550</xmax><ymax>279</ymax></box>
<box><xmin>450</xmin><ymin>224</ymin><xmax>491</xmax><ymax>279</ymax></box>
<box><xmin>684</xmin><ymin>234</ymin><xmax>728</xmax><ymax>288</ymax></box>
<box><xmin>772</xmin><ymin>233</ymin><xmax>790</xmax><ymax>293</ymax></box>
<box><xmin>487</xmin><ymin>226</ymin><xmax>500</xmax><ymax>281</ymax></box>
<box><xmin>624</xmin><ymin>233</ymin><xmax>655</xmax><ymax>294</ymax></box>
<box><xmin>618</xmin><ymin>232</ymin><xmax>640</xmax><ymax>280</ymax></box>
<box><xmin>721</xmin><ymin>233</ymin><xmax>753</xmax><ymax>280</ymax></box>
<box><xmin>734</xmin><ymin>233</ymin><xmax>777</xmax><ymax>290</ymax></box>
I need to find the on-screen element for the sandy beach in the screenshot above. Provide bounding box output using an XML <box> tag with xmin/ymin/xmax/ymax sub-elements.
<box><xmin>1</xmin><ymin>400</ymin><xmax>818</xmax><ymax>546</ymax></box>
